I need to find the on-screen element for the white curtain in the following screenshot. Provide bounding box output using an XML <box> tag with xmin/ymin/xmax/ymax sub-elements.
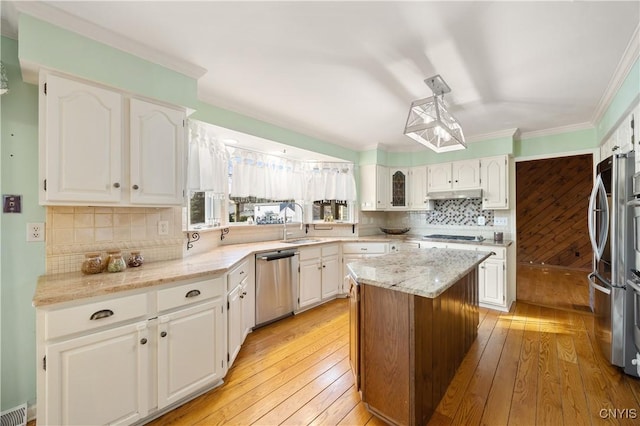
<box><xmin>187</xmin><ymin>120</ymin><xmax>229</xmax><ymax>196</ymax></box>
<box><xmin>229</xmin><ymin>148</ymin><xmax>306</xmax><ymax>200</ymax></box>
<box><xmin>304</xmin><ymin>162</ymin><xmax>357</xmax><ymax>202</ymax></box>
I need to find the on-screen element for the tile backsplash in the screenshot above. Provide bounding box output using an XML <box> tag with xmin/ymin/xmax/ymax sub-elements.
<box><xmin>46</xmin><ymin>206</ymin><xmax>184</xmax><ymax>274</ymax></box>
<box><xmin>427</xmin><ymin>198</ymin><xmax>495</xmax><ymax>226</ymax></box>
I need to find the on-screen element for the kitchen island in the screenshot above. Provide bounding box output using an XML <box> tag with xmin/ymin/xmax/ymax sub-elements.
<box><xmin>347</xmin><ymin>247</ymin><xmax>492</xmax><ymax>426</ymax></box>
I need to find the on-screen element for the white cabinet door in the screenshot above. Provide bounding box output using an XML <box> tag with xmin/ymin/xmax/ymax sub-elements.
<box><xmin>481</xmin><ymin>155</ymin><xmax>509</xmax><ymax>209</ymax></box>
<box><xmin>227</xmin><ymin>285</ymin><xmax>243</xmax><ymax>367</ymax></box>
<box><xmin>408</xmin><ymin>166</ymin><xmax>428</xmax><ymax>210</ymax></box>
<box><xmin>427</xmin><ymin>163</ymin><xmax>452</xmax><ymax>191</ymax></box>
<box><xmin>359</xmin><ymin>165</ymin><xmax>389</xmax><ymax>211</ymax></box>
<box><xmin>129</xmin><ymin>99</ymin><xmax>185</xmax><ymax>206</ymax></box>
<box><xmin>157</xmin><ymin>299</ymin><xmax>226</xmax><ymax>409</ymax></box>
<box><xmin>299</xmin><ymin>259</ymin><xmax>323</xmax><ymax>309</ymax></box>
<box><xmin>389</xmin><ymin>168</ymin><xmax>409</xmax><ymax>209</ymax></box>
<box><xmin>479</xmin><ymin>260</ymin><xmax>505</xmax><ymax>307</ymax></box>
<box><xmin>452</xmin><ymin>159</ymin><xmax>481</xmax><ymax>189</ymax></box>
<box><xmin>321</xmin><ymin>255</ymin><xmax>341</xmax><ymax>299</ymax></box>
<box><xmin>42</xmin><ymin>74</ymin><xmax>123</xmax><ymax>203</ymax></box>
<box><xmin>45</xmin><ymin>321</ymin><xmax>149</xmax><ymax>426</ymax></box>
<box><xmin>241</xmin><ymin>276</ymin><xmax>255</xmax><ymax>340</ymax></box>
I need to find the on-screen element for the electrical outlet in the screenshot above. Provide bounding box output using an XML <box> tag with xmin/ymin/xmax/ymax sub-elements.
<box><xmin>158</xmin><ymin>220</ymin><xmax>169</xmax><ymax>235</ymax></box>
<box><xmin>27</xmin><ymin>222</ymin><xmax>45</xmax><ymax>242</ymax></box>
<box><xmin>477</xmin><ymin>216</ymin><xmax>486</xmax><ymax>226</ymax></box>
<box><xmin>494</xmin><ymin>217</ymin><xmax>508</xmax><ymax>227</ymax></box>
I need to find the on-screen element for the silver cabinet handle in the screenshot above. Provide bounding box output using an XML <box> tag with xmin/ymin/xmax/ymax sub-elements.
<box><xmin>90</xmin><ymin>309</ymin><xmax>114</xmax><ymax>320</ymax></box>
<box><xmin>185</xmin><ymin>289</ymin><xmax>201</xmax><ymax>298</ymax></box>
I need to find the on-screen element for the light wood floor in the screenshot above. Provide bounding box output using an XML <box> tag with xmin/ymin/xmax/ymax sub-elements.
<box><xmin>145</xmin><ymin>266</ymin><xmax>640</xmax><ymax>426</ymax></box>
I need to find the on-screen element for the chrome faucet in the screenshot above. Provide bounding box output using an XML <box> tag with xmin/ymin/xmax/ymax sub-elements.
<box><xmin>283</xmin><ymin>202</ymin><xmax>304</xmax><ymax>241</ymax></box>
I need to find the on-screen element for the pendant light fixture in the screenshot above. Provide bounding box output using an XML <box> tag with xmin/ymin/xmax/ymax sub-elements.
<box><xmin>0</xmin><ymin>62</ymin><xmax>8</xmax><ymax>95</ymax></box>
<box><xmin>403</xmin><ymin>75</ymin><xmax>466</xmax><ymax>152</ymax></box>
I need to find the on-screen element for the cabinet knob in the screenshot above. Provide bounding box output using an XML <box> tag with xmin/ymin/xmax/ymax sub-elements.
<box><xmin>140</xmin><ymin>338</ymin><xmax>148</xmax><ymax>345</ymax></box>
<box><xmin>132</xmin><ymin>184</ymin><xmax>139</xmax><ymax>190</ymax></box>
<box><xmin>323</xmin><ymin>264</ymin><xmax>326</xmax><ymax>268</ymax></box>
<box><xmin>239</xmin><ymin>294</ymin><xmax>244</xmax><ymax>299</ymax></box>
<box><xmin>242</xmin><ymin>291</ymin><xmax>247</xmax><ymax>296</ymax></box>
<box><xmin>113</xmin><ymin>182</ymin><xmax>120</xmax><ymax>188</ymax></box>
<box><xmin>455</xmin><ymin>180</ymin><xmax>458</xmax><ymax>183</ymax></box>
<box><xmin>160</xmin><ymin>331</ymin><xmax>167</xmax><ymax>338</ymax></box>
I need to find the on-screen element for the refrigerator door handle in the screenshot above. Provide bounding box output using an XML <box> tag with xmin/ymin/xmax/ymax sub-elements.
<box><xmin>588</xmin><ymin>174</ymin><xmax>608</xmax><ymax>261</ymax></box>
<box><xmin>588</xmin><ymin>272</ymin><xmax>611</xmax><ymax>295</ymax></box>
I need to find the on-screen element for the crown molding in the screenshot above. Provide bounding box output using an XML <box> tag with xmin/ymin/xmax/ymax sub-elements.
<box><xmin>13</xmin><ymin>1</ymin><xmax>207</xmax><ymax>79</ymax></box>
<box><xmin>465</xmin><ymin>128</ymin><xmax>519</xmax><ymax>143</ymax></box>
<box><xmin>520</xmin><ymin>122</ymin><xmax>594</xmax><ymax>140</ymax></box>
<box><xmin>591</xmin><ymin>23</ymin><xmax>640</xmax><ymax>124</ymax></box>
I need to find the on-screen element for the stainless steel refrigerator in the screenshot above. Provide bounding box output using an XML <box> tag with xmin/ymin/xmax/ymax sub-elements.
<box><xmin>588</xmin><ymin>152</ymin><xmax>635</xmax><ymax>372</ymax></box>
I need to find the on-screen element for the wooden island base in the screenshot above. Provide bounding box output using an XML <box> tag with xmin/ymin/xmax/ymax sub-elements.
<box><xmin>359</xmin><ymin>269</ymin><xmax>479</xmax><ymax>426</ymax></box>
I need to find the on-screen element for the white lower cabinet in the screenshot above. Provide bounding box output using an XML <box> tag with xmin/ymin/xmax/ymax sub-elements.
<box><xmin>37</xmin><ymin>275</ymin><xmax>227</xmax><ymax>426</ymax></box>
<box><xmin>157</xmin><ymin>299</ymin><xmax>226</xmax><ymax>409</ymax></box>
<box><xmin>44</xmin><ymin>320</ymin><xmax>149</xmax><ymax>426</ymax></box>
<box><xmin>227</xmin><ymin>258</ymin><xmax>255</xmax><ymax>366</ymax></box>
<box><xmin>298</xmin><ymin>244</ymin><xmax>341</xmax><ymax>311</ymax></box>
<box><xmin>479</xmin><ymin>259</ymin><xmax>505</xmax><ymax>306</ymax></box>
<box><xmin>342</xmin><ymin>242</ymin><xmax>388</xmax><ymax>293</ymax></box>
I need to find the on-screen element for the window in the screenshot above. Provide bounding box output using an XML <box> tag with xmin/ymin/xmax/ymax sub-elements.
<box><xmin>312</xmin><ymin>200</ymin><xmax>351</xmax><ymax>222</ymax></box>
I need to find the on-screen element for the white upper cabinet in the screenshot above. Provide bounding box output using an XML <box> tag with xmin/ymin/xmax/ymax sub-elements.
<box><xmin>481</xmin><ymin>155</ymin><xmax>509</xmax><ymax>210</ymax></box>
<box><xmin>41</xmin><ymin>74</ymin><xmax>124</xmax><ymax>204</ymax></box>
<box><xmin>428</xmin><ymin>159</ymin><xmax>480</xmax><ymax>191</ymax></box>
<box><xmin>129</xmin><ymin>99</ymin><xmax>185</xmax><ymax>205</ymax></box>
<box><xmin>360</xmin><ymin>165</ymin><xmax>389</xmax><ymax>211</ymax></box>
<box><xmin>451</xmin><ymin>159</ymin><xmax>481</xmax><ymax>189</ymax></box>
<box><xmin>408</xmin><ymin>166</ymin><xmax>428</xmax><ymax>210</ymax></box>
<box><xmin>39</xmin><ymin>73</ymin><xmax>186</xmax><ymax>207</ymax></box>
<box><xmin>388</xmin><ymin>168</ymin><xmax>409</xmax><ymax>209</ymax></box>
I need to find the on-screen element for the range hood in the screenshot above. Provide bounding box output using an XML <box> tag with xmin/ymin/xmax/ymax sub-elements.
<box><xmin>426</xmin><ymin>188</ymin><xmax>483</xmax><ymax>200</ymax></box>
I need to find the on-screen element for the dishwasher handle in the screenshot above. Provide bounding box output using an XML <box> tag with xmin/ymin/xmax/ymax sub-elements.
<box><xmin>258</xmin><ymin>251</ymin><xmax>298</xmax><ymax>261</ymax></box>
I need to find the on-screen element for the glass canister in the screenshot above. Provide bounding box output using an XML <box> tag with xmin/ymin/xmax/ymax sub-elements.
<box><xmin>81</xmin><ymin>252</ymin><xmax>103</xmax><ymax>275</ymax></box>
<box><xmin>107</xmin><ymin>252</ymin><xmax>127</xmax><ymax>273</ymax></box>
<box><xmin>127</xmin><ymin>251</ymin><xmax>144</xmax><ymax>267</ymax></box>
<box><xmin>103</xmin><ymin>250</ymin><xmax>120</xmax><ymax>272</ymax></box>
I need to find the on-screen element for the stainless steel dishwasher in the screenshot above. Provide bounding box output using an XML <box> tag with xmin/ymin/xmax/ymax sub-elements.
<box><xmin>255</xmin><ymin>250</ymin><xmax>299</xmax><ymax>327</ymax></box>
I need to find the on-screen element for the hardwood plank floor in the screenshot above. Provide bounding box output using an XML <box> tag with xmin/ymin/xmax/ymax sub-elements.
<box><xmin>145</xmin><ymin>267</ymin><xmax>640</xmax><ymax>426</ymax></box>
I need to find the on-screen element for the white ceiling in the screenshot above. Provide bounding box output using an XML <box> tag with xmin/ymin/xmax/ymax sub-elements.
<box><xmin>2</xmin><ymin>1</ymin><xmax>640</xmax><ymax>153</ymax></box>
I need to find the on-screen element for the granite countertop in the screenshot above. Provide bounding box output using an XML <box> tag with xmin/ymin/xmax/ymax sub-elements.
<box><xmin>347</xmin><ymin>247</ymin><xmax>493</xmax><ymax>298</ymax></box>
<box><xmin>33</xmin><ymin>236</ymin><xmax>392</xmax><ymax>307</ymax></box>
<box><xmin>33</xmin><ymin>234</ymin><xmax>505</xmax><ymax>307</ymax></box>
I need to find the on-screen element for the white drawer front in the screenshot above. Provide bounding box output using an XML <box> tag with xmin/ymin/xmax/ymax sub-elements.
<box><xmin>321</xmin><ymin>244</ymin><xmax>340</xmax><ymax>257</ymax></box>
<box><xmin>228</xmin><ymin>259</ymin><xmax>250</xmax><ymax>290</ymax></box>
<box><xmin>299</xmin><ymin>247</ymin><xmax>322</xmax><ymax>261</ymax></box>
<box><xmin>45</xmin><ymin>293</ymin><xmax>148</xmax><ymax>340</ymax></box>
<box><xmin>157</xmin><ymin>277</ymin><xmax>225</xmax><ymax>312</ymax></box>
<box><xmin>342</xmin><ymin>242</ymin><xmax>388</xmax><ymax>255</ymax></box>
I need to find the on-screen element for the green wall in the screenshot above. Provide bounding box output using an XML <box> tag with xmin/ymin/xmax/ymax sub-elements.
<box><xmin>515</xmin><ymin>128</ymin><xmax>598</xmax><ymax>158</ymax></box>
<box><xmin>1</xmin><ymin>36</ymin><xmax>43</xmax><ymax>411</ymax></box>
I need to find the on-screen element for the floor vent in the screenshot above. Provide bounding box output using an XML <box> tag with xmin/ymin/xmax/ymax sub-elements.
<box><xmin>0</xmin><ymin>403</ymin><xmax>27</xmax><ymax>426</ymax></box>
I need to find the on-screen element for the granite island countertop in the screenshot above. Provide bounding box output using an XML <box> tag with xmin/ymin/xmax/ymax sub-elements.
<box><xmin>347</xmin><ymin>247</ymin><xmax>493</xmax><ymax>298</ymax></box>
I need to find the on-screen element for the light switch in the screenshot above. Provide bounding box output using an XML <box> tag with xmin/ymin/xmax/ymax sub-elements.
<box><xmin>477</xmin><ymin>216</ymin><xmax>486</xmax><ymax>226</ymax></box>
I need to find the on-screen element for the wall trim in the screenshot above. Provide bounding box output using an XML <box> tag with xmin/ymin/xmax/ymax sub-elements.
<box><xmin>514</xmin><ymin>148</ymin><xmax>597</xmax><ymax>163</ymax></box>
<box><xmin>520</xmin><ymin>122</ymin><xmax>593</xmax><ymax>140</ymax></box>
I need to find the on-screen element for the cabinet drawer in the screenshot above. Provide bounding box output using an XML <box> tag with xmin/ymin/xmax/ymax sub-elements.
<box><xmin>484</xmin><ymin>247</ymin><xmax>506</xmax><ymax>260</ymax></box>
<box><xmin>299</xmin><ymin>247</ymin><xmax>322</xmax><ymax>261</ymax></box>
<box><xmin>228</xmin><ymin>259</ymin><xmax>250</xmax><ymax>290</ymax></box>
<box><xmin>321</xmin><ymin>244</ymin><xmax>340</xmax><ymax>257</ymax></box>
<box><xmin>342</xmin><ymin>243</ymin><xmax>388</xmax><ymax>255</ymax></box>
<box><xmin>157</xmin><ymin>276</ymin><xmax>225</xmax><ymax>312</ymax></box>
<box><xmin>45</xmin><ymin>293</ymin><xmax>147</xmax><ymax>340</ymax></box>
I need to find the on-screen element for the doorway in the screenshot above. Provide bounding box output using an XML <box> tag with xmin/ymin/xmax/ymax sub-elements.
<box><xmin>515</xmin><ymin>153</ymin><xmax>593</xmax><ymax>309</ymax></box>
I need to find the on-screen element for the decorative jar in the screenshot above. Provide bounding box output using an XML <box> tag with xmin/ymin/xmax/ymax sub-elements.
<box><xmin>127</xmin><ymin>251</ymin><xmax>144</xmax><ymax>267</ymax></box>
<box><xmin>81</xmin><ymin>253</ymin><xmax>103</xmax><ymax>275</ymax></box>
<box><xmin>107</xmin><ymin>252</ymin><xmax>126</xmax><ymax>273</ymax></box>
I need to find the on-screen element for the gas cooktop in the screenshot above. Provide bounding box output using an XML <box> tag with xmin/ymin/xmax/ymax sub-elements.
<box><xmin>423</xmin><ymin>234</ymin><xmax>478</xmax><ymax>241</ymax></box>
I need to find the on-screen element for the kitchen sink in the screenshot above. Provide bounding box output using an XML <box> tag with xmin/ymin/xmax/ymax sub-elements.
<box><xmin>281</xmin><ymin>238</ymin><xmax>320</xmax><ymax>244</ymax></box>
